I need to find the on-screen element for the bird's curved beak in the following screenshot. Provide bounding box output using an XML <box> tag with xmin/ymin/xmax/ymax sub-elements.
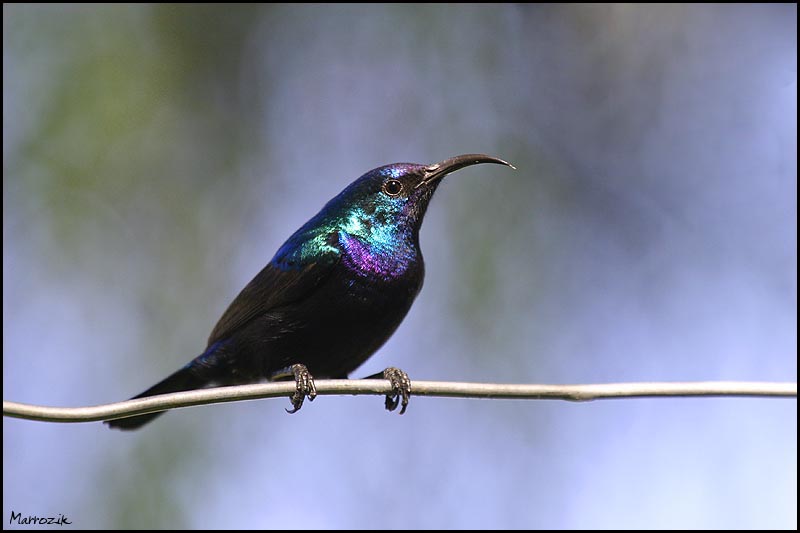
<box><xmin>416</xmin><ymin>154</ymin><xmax>515</xmax><ymax>189</ymax></box>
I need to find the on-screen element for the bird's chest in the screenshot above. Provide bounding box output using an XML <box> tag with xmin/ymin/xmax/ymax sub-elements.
<box><xmin>285</xmin><ymin>242</ymin><xmax>422</xmax><ymax>376</ymax></box>
<box><xmin>337</xmin><ymin>239</ymin><xmax>422</xmax><ymax>310</ymax></box>
<box><xmin>324</xmin><ymin>232</ymin><xmax>424</xmax><ymax>329</ymax></box>
<box><xmin>337</xmin><ymin>231</ymin><xmax>419</xmax><ymax>282</ymax></box>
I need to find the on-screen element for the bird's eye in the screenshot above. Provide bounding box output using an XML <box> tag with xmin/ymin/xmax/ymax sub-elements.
<box><xmin>382</xmin><ymin>179</ymin><xmax>403</xmax><ymax>197</ymax></box>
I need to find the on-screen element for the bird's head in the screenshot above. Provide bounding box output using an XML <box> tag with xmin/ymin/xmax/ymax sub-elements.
<box><xmin>331</xmin><ymin>154</ymin><xmax>515</xmax><ymax>240</ymax></box>
<box><xmin>274</xmin><ymin>154</ymin><xmax>514</xmax><ymax>274</ymax></box>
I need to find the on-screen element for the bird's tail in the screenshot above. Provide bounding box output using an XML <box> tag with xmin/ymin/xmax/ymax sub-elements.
<box><xmin>105</xmin><ymin>365</ymin><xmax>206</xmax><ymax>430</ymax></box>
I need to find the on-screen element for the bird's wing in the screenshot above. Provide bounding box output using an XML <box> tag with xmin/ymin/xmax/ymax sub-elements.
<box><xmin>207</xmin><ymin>244</ymin><xmax>340</xmax><ymax>347</ymax></box>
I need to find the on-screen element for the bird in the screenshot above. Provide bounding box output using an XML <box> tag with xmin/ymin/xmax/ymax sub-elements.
<box><xmin>106</xmin><ymin>154</ymin><xmax>514</xmax><ymax>430</ymax></box>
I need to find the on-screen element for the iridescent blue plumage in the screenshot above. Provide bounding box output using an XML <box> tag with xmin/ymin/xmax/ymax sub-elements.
<box><xmin>273</xmin><ymin>163</ymin><xmax>424</xmax><ymax>279</ymax></box>
<box><xmin>106</xmin><ymin>154</ymin><xmax>513</xmax><ymax>429</ymax></box>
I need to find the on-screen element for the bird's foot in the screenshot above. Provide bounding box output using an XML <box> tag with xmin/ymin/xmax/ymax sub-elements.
<box><xmin>379</xmin><ymin>367</ymin><xmax>411</xmax><ymax>415</ymax></box>
<box><xmin>284</xmin><ymin>364</ymin><xmax>317</xmax><ymax>414</ymax></box>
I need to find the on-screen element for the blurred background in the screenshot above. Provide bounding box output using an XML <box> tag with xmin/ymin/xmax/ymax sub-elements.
<box><xmin>3</xmin><ymin>4</ymin><xmax>796</xmax><ymax>529</ymax></box>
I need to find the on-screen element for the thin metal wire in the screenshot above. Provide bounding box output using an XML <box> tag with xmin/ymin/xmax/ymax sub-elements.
<box><xmin>3</xmin><ymin>380</ymin><xmax>796</xmax><ymax>424</ymax></box>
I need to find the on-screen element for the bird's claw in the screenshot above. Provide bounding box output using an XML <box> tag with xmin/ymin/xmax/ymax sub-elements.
<box><xmin>286</xmin><ymin>364</ymin><xmax>317</xmax><ymax>414</ymax></box>
<box><xmin>382</xmin><ymin>367</ymin><xmax>411</xmax><ymax>415</ymax></box>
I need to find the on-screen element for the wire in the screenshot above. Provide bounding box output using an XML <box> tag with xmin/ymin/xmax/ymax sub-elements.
<box><xmin>3</xmin><ymin>380</ymin><xmax>796</xmax><ymax>424</ymax></box>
